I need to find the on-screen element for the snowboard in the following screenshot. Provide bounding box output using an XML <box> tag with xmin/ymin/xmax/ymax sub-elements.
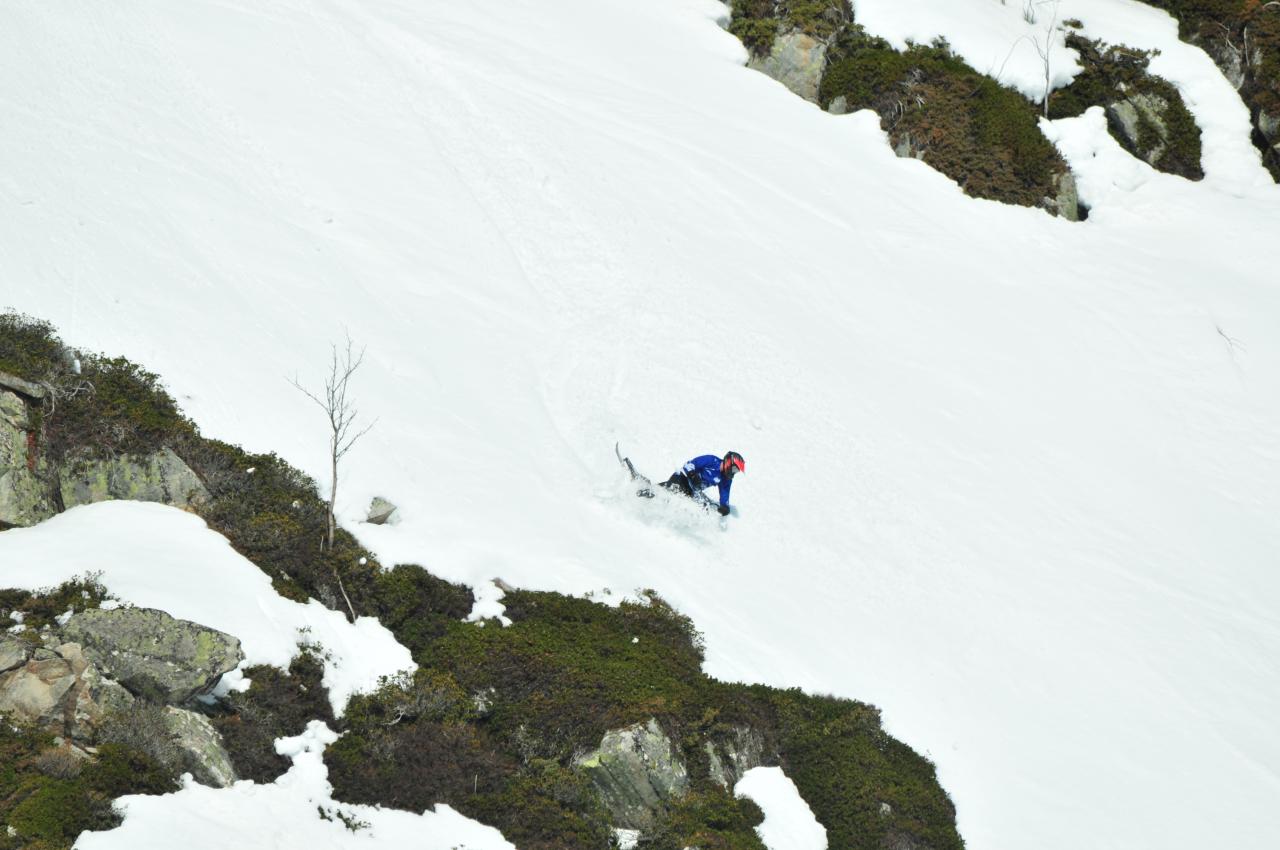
<box><xmin>615</xmin><ymin>442</ymin><xmax>655</xmax><ymax>497</ymax></box>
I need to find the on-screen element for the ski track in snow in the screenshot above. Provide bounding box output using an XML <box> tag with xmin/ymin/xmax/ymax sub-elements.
<box><xmin>1</xmin><ymin>0</ymin><xmax>1279</xmax><ymax>849</ymax></box>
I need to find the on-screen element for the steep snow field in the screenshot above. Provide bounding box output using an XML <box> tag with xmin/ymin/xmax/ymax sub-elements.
<box><xmin>2</xmin><ymin>1</ymin><xmax>1278</xmax><ymax>848</ymax></box>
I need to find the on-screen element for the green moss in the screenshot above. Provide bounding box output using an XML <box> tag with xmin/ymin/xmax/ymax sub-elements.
<box><xmin>0</xmin><ymin>313</ymin><xmax>66</xmax><ymax>383</ymax></box>
<box><xmin>419</xmin><ymin>590</ymin><xmax>706</xmax><ymax>760</ymax></box>
<box><xmin>768</xmin><ymin>689</ymin><xmax>962</xmax><ymax>850</ymax></box>
<box><xmin>728</xmin><ymin>8</ymin><xmax>780</xmax><ymax>57</ymax></box>
<box><xmin>0</xmin><ymin>313</ymin><xmax>196</xmax><ymax>465</ymax></box>
<box><xmin>327</xmin><ymin>587</ymin><xmax>962</xmax><ymax>850</ymax></box>
<box><xmin>646</xmin><ymin>790</ymin><xmax>767</xmax><ymax>850</ymax></box>
<box><xmin>1048</xmin><ymin>35</ymin><xmax>1203</xmax><ymax>179</ymax></box>
<box><xmin>728</xmin><ymin>0</ymin><xmax>851</xmax><ymax>57</ymax></box>
<box><xmin>0</xmin><ymin>723</ymin><xmax>177</xmax><ymax>850</ymax></box>
<box><xmin>44</xmin><ymin>355</ymin><xmax>191</xmax><ymax>463</ymax></box>
<box><xmin>821</xmin><ymin>42</ymin><xmax>1068</xmax><ymax>209</ymax></box>
<box><xmin>1141</xmin><ymin>1</ymin><xmax>1279</xmax><ymax>180</ymax></box>
<box><xmin>0</xmin><ymin>575</ymin><xmax>112</xmax><ymax>633</ymax></box>
<box><xmin>366</xmin><ymin>565</ymin><xmax>474</xmax><ymax>658</ymax></box>
<box><xmin>212</xmin><ymin>649</ymin><xmax>335</xmax><ymax>783</ymax></box>
<box><xmin>449</xmin><ymin>760</ymin><xmax>614</xmax><ymax>850</ymax></box>
<box><xmin>1141</xmin><ymin>1</ymin><xmax>1246</xmax><ymax>37</ymax></box>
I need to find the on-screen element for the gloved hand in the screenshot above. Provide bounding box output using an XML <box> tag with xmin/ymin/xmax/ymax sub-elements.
<box><xmin>717</xmin><ymin>504</ymin><xmax>730</xmax><ymax>516</ymax></box>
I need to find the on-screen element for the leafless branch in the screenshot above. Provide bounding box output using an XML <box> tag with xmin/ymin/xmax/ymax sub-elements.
<box><xmin>287</xmin><ymin>333</ymin><xmax>376</xmax><ymax>621</ymax></box>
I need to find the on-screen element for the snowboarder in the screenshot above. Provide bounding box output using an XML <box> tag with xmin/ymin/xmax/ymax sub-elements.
<box><xmin>658</xmin><ymin>451</ymin><xmax>745</xmax><ymax>516</ymax></box>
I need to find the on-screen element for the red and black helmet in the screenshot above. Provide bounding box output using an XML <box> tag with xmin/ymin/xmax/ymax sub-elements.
<box><xmin>723</xmin><ymin>451</ymin><xmax>745</xmax><ymax>476</ymax></box>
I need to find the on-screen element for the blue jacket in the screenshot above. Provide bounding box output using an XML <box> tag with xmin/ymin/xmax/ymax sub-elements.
<box><xmin>681</xmin><ymin>455</ymin><xmax>732</xmax><ymax>508</ymax></box>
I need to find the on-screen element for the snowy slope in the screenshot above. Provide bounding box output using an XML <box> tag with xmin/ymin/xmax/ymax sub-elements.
<box><xmin>2</xmin><ymin>1</ymin><xmax>1278</xmax><ymax>849</ymax></box>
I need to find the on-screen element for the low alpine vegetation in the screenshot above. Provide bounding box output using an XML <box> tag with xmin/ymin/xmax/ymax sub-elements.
<box><xmin>212</xmin><ymin>649</ymin><xmax>335</xmax><ymax>783</ymax></box>
<box><xmin>1048</xmin><ymin>34</ymin><xmax>1203</xmax><ymax>179</ymax></box>
<box><xmin>820</xmin><ymin>36</ymin><xmax>1072</xmax><ymax>212</ymax></box>
<box><xmin>327</xmin><ymin>589</ymin><xmax>964</xmax><ymax>850</ymax></box>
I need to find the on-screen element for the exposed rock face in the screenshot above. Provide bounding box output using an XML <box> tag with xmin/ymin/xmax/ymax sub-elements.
<box><xmin>0</xmin><ymin>390</ymin><xmax>57</xmax><ymax>527</ymax></box>
<box><xmin>0</xmin><ymin>638</ymin><xmax>30</xmax><ymax>673</ymax></box>
<box><xmin>1106</xmin><ymin>91</ymin><xmax>1175</xmax><ymax>167</ymax></box>
<box><xmin>1202</xmin><ymin>37</ymin><xmax>1248</xmax><ymax>90</ymax></box>
<box><xmin>1259</xmin><ymin>107</ymin><xmax>1280</xmax><ymax>171</ymax></box>
<box><xmin>705</xmin><ymin>725</ymin><xmax>765</xmax><ymax>790</ymax></box>
<box><xmin>0</xmin><ymin>643</ymin><xmax>77</xmax><ymax>726</ymax></box>
<box><xmin>1045</xmin><ymin>172</ymin><xmax>1080</xmax><ymax>222</ymax></box>
<box><xmin>165</xmin><ymin>707</ymin><xmax>238</xmax><ymax>788</ymax></box>
<box><xmin>60</xmin><ymin>608</ymin><xmax>243</xmax><ymax>704</ymax></box>
<box><xmin>1260</xmin><ymin>108</ymin><xmax>1279</xmax><ymax>142</ymax></box>
<box><xmin>748</xmin><ymin>30</ymin><xmax>828</xmax><ymax>102</ymax></box>
<box><xmin>573</xmin><ymin>718</ymin><xmax>690</xmax><ymax>830</ymax></box>
<box><xmin>60</xmin><ymin>643</ymin><xmax>136</xmax><ymax>741</ymax></box>
<box><xmin>59</xmin><ymin>447</ymin><xmax>209</xmax><ymax>511</ymax></box>
<box><xmin>0</xmin><ymin>370</ymin><xmax>47</xmax><ymax>400</ymax></box>
<box><xmin>0</xmin><ymin>641</ymin><xmax>134</xmax><ymax>741</ymax></box>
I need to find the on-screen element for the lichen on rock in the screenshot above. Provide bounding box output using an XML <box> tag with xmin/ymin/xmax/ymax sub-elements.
<box><xmin>573</xmin><ymin>718</ymin><xmax>691</xmax><ymax>830</ymax></box>
<box><xmin>0</xmin><ymin>390</ymin><xmax>57</xmax><ymax>528</ymax></box>
<box><xmin>58</xmin><ymin>446</ymin><xmax>209</xmax><ymax>512</ymax></box>
<box><xmin>59</xmin><ymin>607</ymin><xmax>243</xmax><ymax>705</ymax></box>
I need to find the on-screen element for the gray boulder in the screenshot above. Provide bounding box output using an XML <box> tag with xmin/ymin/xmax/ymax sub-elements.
<box><xmin>60</xmin><ymin>608</ymin><xmax>243</xmax><ymax>704</ymax></box>
<box><xmin>0</xmin><ymin>641</ymin><xmax>138</xmax><ymax>742</ymax></box>
<box><xmin>574</xmin><ymin>718</ymin><xmax>690</xmax><ymax>830</ymax></box>
<box><xmin>1043</xmin><ymin>172</ymin><xmax>1080</xmax><ymax>222</ymax></box>
<box><xmin>1106</xmin><ymin>91</ymin><xmax>1173</xmax><ymax>167</ymax></box>
<box><xmin>59</xmin><ymin>643</ymin><xmax>137</xmax><ymax>741</ymax></box>
<box><xmin>0</xmin><ymin>390</ymin><xmax>57</xmax><ymax>527</ymax></box>
<box><xmin>0</xmin><ymin>638</ymin><xmax>30</xmax><ymax>673</ymax></box>
<box><xmin>366</xmin><ymin>496</ymin><xmax>398</xmax><ymax>525</ymax></box>
<box><xmin>0</xmin><ymin>370</ymin><xmax>47</xmax><ymax>400</ymax></box>
<box><xmin>165</xmin><ymin>707</ymin><xmax>238</xmax><ymax>788</ymax></box>
<box><xmin>748</xmin><ymin>30</ymin><xmax>828</xmax><ymax>102</ymax></box>
<box><xmin>705</xmin><ymin>725</ymin><xmax>765</xmax><ymax>790</ymax></box>
<box><xmin>59</xmin><ymin>447</ymin><xmax>209</xmax><ymax>512</ymax></box>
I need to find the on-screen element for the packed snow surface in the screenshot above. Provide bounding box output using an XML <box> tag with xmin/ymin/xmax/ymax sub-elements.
<box><xmin>735</xmin><ymin>767</ymin><xmax>827</xmax><ymax>850</ymax></box>
<box><xmin>2</xmin><ymin>0</ymin><xmax>1278</xmax><ymax>849</ymax></box>
<box><xmin>0</xmin><ymin>502</ymin><xmax>413</xmax><ymax>714</ymax></box>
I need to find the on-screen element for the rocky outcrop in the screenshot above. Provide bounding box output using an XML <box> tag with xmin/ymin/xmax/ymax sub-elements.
<box><xmin>59</xmin><ymin>446</ymin><xmax>209</xmax><ymax>512</ymax></box>
<box><xmin>1142</xmin><ymin>1</ymin><xmax>1280</xmax><ymax>181</ymax></box>
<box><xmin>60</xmin><ymin>608</ymin><xmax>243</xmax><ymax>704</ymax></box>
<box><xmin>1103</xmin><ymin>89</ymin><xmax>1194</xmax><ymax>175</ymax></box>
<box><xmin>1259</xmin><ymin>107</ymin><xmax>1280</xmax><ymax>171</ymax></box>
<box><xmin>747</xmin><ymin>30</ymin><xmax>828</xmax><ymax>102</ymax></box>
<box><xmin>0</xmin><ymin>637</ymin><xmax>30</xmax><ymax>673</ymax></box>
<box><xmin>165</xmin><ymin>707</ymin><xmax>238</xmax><ymax>787</ymax></box>
<box><xmin>0</xmin><ymin>640</ymin><xmax>132</xmax><ymax>740</ymax></box>
<box><xmin>1045</xmin><ymin>172</ymin><xmax>1080</xmax><ymax>222</ymax></box>
<box><xmin>59</xmin><ymin>642</ymin><xmax>137</xmax><ymax>741</ymax></box>
<box><xmin>0</xmin><ymin>391</ymin><xmax>57</xmax><ymax>527</ymax></box>
<box><xmin>0</xmin><ymin>636</ymin><xmax>238</xmax><ymax>788</ymax></box>
<box><xmin>0</xmin><ymin>370</ymin><xmax>47</xmax><ymax>400</ymax></box>
<box><xmin>0</xmin><ymin>643</ymin><xmax>76</xmax><ymax>726</ymax></box>
<box><xmin>573</xmin><ymin>718</ymin><xmax>690</xmax><ymax>830</ymax></box>
<box><xmin>705</xmin><ymin>724</ymin><xmax>765</xmax><ymax>790</ymax></box>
